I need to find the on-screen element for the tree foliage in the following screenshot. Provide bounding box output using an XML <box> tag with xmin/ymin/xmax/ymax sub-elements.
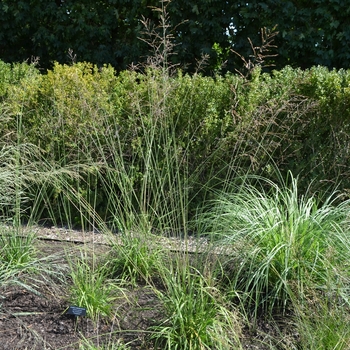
<box><xmin>228</xmin><ymin>0</ymin><xmax>350</xmax><ymax>71</ymax></box>
<box><xmin>0</xmin><ymin>0</ymin><xmax>350</xmax><ymax>72</ymax></box>
<box><xmin>0</xmin><ymin>0</ymin><xmax>153</xmax><ymax>70</ymax></box>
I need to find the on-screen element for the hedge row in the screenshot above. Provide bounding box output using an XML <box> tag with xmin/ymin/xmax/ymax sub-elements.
<box><xmin>1</xmin><ymin>60</ymin><xmax>349</xmax><ymax>225</ymax></box>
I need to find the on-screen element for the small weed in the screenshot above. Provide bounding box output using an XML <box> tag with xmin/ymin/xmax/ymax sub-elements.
<box><xmin>78</xmin><ymin>336</ymin><xmax>132</xmax><ymax>350</ymax></box>
<box><xmin>295</xmin><ymin>295</ymin><xmax>350</xmax><ymax>350</ymax></box>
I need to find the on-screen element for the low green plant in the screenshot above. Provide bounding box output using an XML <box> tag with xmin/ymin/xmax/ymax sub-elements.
<box><xmin>0</xmin><ymin>226</ymin><xmax>67</xmax><ymax>298</ymax></box>
<box><xmin>105</xmin><ymin>234</ymin><xmax>163</xmax><ymax>286</ymax></box>
<box><xmin>0</xmin><ymin>231</ymin><xmax>37</xmax><ymax>270</ymax></box>
<box><xmin>150</xmin><ymin>260</ymin><xmax>242</xmax><ymax>350</ymax></box>
<box><xmin>78</xmin><ymin>336</ymin><xmax>131</xmax><ymax>350</ymax></box>
<box><xmin>205</xmin><ymin>173</ymin><xmax>350</xmax><ymax>320</ymax></box>
<box><xmin>68</xmin><ymin>252</ymin><xmax>124</xmax><ymax>321</ymax></box>
<box><xmin>295</xmin><ymin>295</ymin><xmax>350</xmax><ymax>350</ymax></box>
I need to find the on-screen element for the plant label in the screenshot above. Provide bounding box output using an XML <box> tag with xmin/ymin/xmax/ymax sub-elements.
<box><xmin>66</xmin><ymin>306</ymin><xmax>87</xmax><ymax>317</ymax></box>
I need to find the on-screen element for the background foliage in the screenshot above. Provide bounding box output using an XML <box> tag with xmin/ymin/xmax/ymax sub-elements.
<box><xmin>1</xmin><ymin>0</ymin><xmax>350</xmax><ymax>73</ymax></box>
<box><xmin>1</xmin><ymin>60</ymin><xmax>350</xmax><ymax>226</ymax></box>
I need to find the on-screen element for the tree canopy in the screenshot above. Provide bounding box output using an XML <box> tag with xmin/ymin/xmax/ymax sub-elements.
<box><xmin>0</xmin><ymin>0</ymin><xmax>349</xmax><ymax>73</ymax></box>
<box><xmin>228</xmin><ymin>0</ymin><xmax>350</xmax><ymax>71</ymax></box>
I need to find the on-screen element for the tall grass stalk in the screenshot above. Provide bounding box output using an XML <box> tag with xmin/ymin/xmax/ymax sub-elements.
<box><xmin>71</xmin><ymin>1</ymin><xmax>258</xmax><ymax>238</ymax></box>
<box><xmin>82</xmin><ymin>70</ymin><xmax>193</xmax><ymax>237</ymax></box>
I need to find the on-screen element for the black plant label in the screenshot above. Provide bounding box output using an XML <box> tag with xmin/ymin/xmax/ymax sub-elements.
<box><xmin>66</xmin><ymin>306</ymin><xmax>87</xmax><ymax>317</ymax></box>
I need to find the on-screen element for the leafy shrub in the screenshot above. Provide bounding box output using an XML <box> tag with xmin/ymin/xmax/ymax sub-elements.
<box><xmin>1</xmin><ymin>59</ymin><xmax>350</xmax><ymax>227</ymax></box>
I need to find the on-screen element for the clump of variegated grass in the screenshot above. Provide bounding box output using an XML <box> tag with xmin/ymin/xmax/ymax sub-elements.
<box><xmin>203</xmin><ymin>173</ymin><xmax>350</xmax><ymax>322</ymax></box>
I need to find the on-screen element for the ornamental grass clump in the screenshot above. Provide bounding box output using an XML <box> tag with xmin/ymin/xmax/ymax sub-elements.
<box><xmin>68</xmin><ymin>253</ymin><xmax>125</xmax><ymax>322</ymax></box>
<box><xmin>0</xmin><ymin>229</ymin><xmax>38</xmax><ymax>289</ymax></box>
<box><xmin>0</xmin><ymin>231</ymin><xmax>37</xmax><ymax>270</ymax></box>
<box><xmin>150</xmin><ymin>260</ymin><xmax>242</xmax><ymax>350</ymax></box>
<box><xmin>0</xmin><ymin>227</ymin><xmax>68</xmax><ymax>299</ymax></box>
<box><xmin>206</xmin><ymin>173</ymin><xmax>350</xmax><ymax>320</ymax></box>
<box><xmin>105</xmin><ymin>233</ymin><xmax>164</xmax><ymax>286</ymax></box>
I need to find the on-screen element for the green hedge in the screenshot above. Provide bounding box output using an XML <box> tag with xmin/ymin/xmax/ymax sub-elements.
<box><xmin>1</xmin><ymin>61</ymin><xmax>349</xmax><ymax>226</ymax></box>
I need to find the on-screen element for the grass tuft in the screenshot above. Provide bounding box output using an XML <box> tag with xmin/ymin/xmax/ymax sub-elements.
<box><xmin>150</xmin><ymin>260</ymin><xmax>242</xmax><ymax>349</ymax></box>
<box><xmin>105</xmin><ymin>233</ymin><xmax>164</xmax><ymax>286</ymax></box>
<box><xmin>204</xmin><ymin>173</ymin><xmax>350</xmax><ymax>320</ymax></box>
<box><xmin>68</xmin><ymin>252</ymin><xmax>125</xmax><ymax>322</ymax></box>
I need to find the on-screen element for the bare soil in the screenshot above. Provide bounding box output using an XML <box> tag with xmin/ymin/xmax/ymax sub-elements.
<box><xmin>0</xmin><ymin>225</ymin><xmax>163</xmax><ymax>349</ymax></box>
<box><xmin>0</xmin><ymin>226</ymin><xmax>290</xmax><ymax>349</ymax></box>
<box><xmin>0</xmin><ymin>278</ymin><xmax>162</xmax><ymax>349</ymax></box>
